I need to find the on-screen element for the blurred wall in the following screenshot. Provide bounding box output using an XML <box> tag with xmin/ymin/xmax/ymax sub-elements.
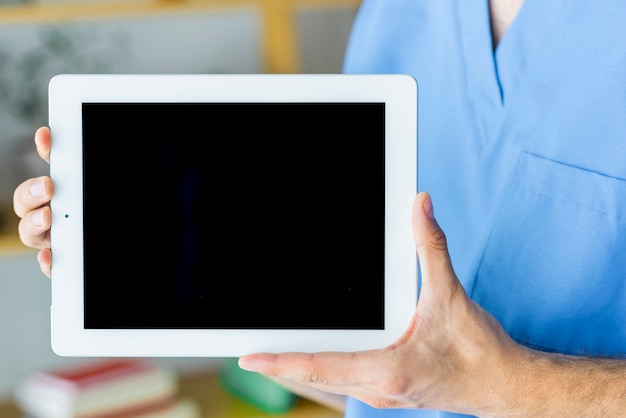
<box><xmin>0</xmin><ymin>3</ymin><xmax>357</xmax><ymax>400</ymax></box>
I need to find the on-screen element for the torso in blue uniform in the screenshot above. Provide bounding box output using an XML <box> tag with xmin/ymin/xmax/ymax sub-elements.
<box><xmin>342</xmin><ymin>1</ymin><xmax>626</xmax><ymax>417</ymax></box>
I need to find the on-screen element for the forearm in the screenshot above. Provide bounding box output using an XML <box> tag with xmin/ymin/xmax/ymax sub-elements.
<box><xmin>523</xmin><ymin>349</ymin><xmax>626</xmax><ymax>417</ymax></box>
<box><xmin>483</xmin><ymin>347</ymin><xmax>626</xmax><ymax>418</ymax></box>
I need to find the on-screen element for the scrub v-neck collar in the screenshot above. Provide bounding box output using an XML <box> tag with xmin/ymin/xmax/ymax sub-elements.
<box><xmin>455</xmin><ymin>0</ymin><xmax>563</xmax><ymax>148</ymax></box>
<box><xmin>457</xmin><ymin>0</ymin><xmax>562</xmax><ymax>107</ymax></box>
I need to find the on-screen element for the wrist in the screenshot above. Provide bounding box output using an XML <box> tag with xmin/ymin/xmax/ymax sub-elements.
<box><xmin>470</xmin><ymin>336</ymin><xmax>535</xmax><ymax>417</ymax></box>
<box><xmin>443</xmin><ymin>302</ymin><xmax>533</xmax><ymax>417</ymax></box>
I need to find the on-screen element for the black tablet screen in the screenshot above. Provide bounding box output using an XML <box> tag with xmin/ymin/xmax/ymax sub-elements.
<box><xmin>82</xmin><ymin>103</ymin><xmax>385</xmax><ymax>329</ymax></box>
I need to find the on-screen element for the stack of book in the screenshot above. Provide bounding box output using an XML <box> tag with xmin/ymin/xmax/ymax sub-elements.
<box><xmin>14</xmin><ymin>358</ymin><xmax>200</xmax><ymax>418</ymax></box>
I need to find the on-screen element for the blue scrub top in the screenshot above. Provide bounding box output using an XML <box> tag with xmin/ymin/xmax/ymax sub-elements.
<box><xmin>342</xmin><ymin>1</ymin><xmax>626</xmax><ymax>417</ymax></box>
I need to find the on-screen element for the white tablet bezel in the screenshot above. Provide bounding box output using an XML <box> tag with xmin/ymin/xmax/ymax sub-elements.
<box><xmin>48</xmin><ymin>73</ymin><xmax>418</xmax><ymax>357</ymax></box>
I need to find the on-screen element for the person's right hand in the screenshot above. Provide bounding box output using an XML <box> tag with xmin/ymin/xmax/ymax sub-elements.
<box><xmin>13</xmin><ymin>126</ymin><xmax>54</xmax><ymax>278</ymax></box>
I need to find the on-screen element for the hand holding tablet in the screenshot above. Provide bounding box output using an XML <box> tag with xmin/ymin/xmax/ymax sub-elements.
<box><xmin>47</xmin><ymin>74</ymin><xmax>418</xmax><ymax>357</ymax></box>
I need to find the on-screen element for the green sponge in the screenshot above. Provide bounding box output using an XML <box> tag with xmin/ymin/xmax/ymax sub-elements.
<box><xmin>218</xmin><ymin>357</ymin><xmax>297</xmax><ymax>414</ymax></box>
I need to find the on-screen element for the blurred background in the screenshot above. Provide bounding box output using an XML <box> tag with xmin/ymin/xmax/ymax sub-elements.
<box><xmin>0</xmin><ymin>0</ymin><xmax>359</xmax><ymax>416</ymax></box>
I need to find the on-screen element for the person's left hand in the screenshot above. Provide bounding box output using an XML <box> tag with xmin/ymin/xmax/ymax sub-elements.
<box><xmin>239</xmin><ymin>192</ymin><xmax>526</xmax><ymax>415</ymax></box>
<box><xmin>13</xmin><ymin>127</ymin><xmax>54</xmax><ymax>278</ymax></box>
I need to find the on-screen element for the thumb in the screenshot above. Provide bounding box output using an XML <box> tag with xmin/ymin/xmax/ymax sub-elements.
<box><xmin>412</xmin><ymin>192</ymin><xmax>460</xmax><ymax>300</ymax></box>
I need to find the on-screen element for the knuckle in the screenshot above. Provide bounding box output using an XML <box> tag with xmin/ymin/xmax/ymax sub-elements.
<box><xmin>381</xmin><ymin>377</ymin><xmax>411</xmax><ymax>398</ymax></box>
<box><xmin>430</xmin><ymin>227</ymin><xmax>448</xmax><ymax>252</ymax></box>
<box><xmin>302</xmin><ymin>354</ymin><xmax>327</xmax><ymax>384</ymax></box>
<box><xmin>372</xmin><ymin>350</ymin><xmax>415</xmax><ymax>398</ymax></box>
<box><xmin>17</xmin><ymin>222</ymin><xmax>33</xmax><ymax>247</ymax></box>
<box><xmin>18</xmin><ymin>221</ymin><xmax>46</xmax><ymax>250</ymax></box>
<box><xmin>12</xmin><ymin>189</ymin><xmax>26</xmax><ymax>218</ymax></box>
<box><xmin>303</xmin><ymin>368</ymin><xmax>326</xmax><ymax>384</ymax></box>
<box><xmin>370</xmin><ymin>359</ymin><xmax>411</xmax><ymax>398</ymax></box>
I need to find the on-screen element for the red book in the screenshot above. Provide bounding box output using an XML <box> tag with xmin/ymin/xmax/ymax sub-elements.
<box><xmin>14</xmin><ymin>359</ymin><xmax>184</xmax><ymax>418</ymax></box>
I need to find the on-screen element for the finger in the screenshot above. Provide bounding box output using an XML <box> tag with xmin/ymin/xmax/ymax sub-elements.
<box><xmin>37</xmin><ymin>248</ymin><xmax>52</xmax><ymax>279</ymax></box>
<box><xmin>240</xmin><ymin>353</ymin><xmax>412</xmax><ymax>409</ymax></box>
<box><xmin>17</xmin><ymin>206</ymin><xmax>51</xmax><ymax>250</ymax></box>
<box><xmin>411</xmin><ymin>192</ymin><xmax>461</xmax><ymax>299</ymax></box>
<box><xmin>13</xmin><ymin>176</ymin><xmax>54</xmax><ymax>218</ymax></box>
<box><xmin>239</xmin><ymin>351</ymin><xmax>376</xmax><ymax>387</ymax></box>
<box><xmin>34</xmin><ymin>126</ymin><xmax>52</xmax><ymax>165</ymax></box>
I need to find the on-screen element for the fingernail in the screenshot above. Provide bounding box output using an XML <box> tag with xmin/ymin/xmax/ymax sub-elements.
<box><xmin>238</xmin><ymin>358</ymin><xmax>255</xmax><ymax>371</ymax></box>
<box><xmin>31</xmin><ymin>209</ymin><xmax>44</xmax><ymax>227</ymax></box>
<box><xmin>424</xmin><ymin>195</ymin><xmax>435</xmax><ymax>220</ymax></box>
<box><xmin>30</xmin><ymin>180</ymin><xmax>45</xmax><ymax>199</ymax></box>
<box><xmin>238</xmin><ymin>357</ymin><xmax>263</xmax><ymax>372</ymax></box>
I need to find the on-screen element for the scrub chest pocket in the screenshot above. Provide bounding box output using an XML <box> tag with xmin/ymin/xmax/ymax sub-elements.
<box><xmin>471</xmin><ymin>151</ymin><xmax>626</xmax><ymax>356</ymax></box>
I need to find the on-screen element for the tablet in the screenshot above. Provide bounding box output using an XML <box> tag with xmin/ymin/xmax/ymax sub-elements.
<box><xmin>48</xmin><ymin>74</ymin><xmax>418</xmax><ymax>357</ymax></box>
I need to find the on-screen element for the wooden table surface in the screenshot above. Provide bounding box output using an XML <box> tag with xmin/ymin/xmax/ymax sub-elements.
<box><xmin>0</xmin><ymin>369</ymin><xmax>343</xmax><ymax>418</ymax></box>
